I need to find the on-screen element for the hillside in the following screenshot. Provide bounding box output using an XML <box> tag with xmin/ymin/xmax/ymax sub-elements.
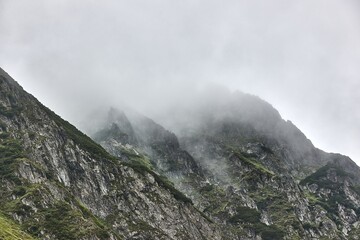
<box><xmin>93</xmin><ymin>93</ymin><xmax>360</xmax><ymax>239</ymax></box>
<box><xmin>0</xmin><ymin>67</ymin><xmax>220</xmax><ymax>239</ymax></box>
<box><xmin>1</xmin><ymin>66</ymin><xmax>360</xmax><ymax>239</ymax></box>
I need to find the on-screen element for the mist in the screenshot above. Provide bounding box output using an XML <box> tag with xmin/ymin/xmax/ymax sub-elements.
<box><xmin>0</xmin><ymin>0</ymin><xmax>360</xmax><ymax>164</ymax></box>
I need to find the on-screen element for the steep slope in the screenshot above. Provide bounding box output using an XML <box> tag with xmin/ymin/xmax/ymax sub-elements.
<box><xmin>93</xmin><ymin>109</ymin><xmax>203</xmax><ymax>197</ymax></box>
<box><xmin>162</xmin><ymin>91</ymin><xmax>330</xmax><ymax>177</ymax></box>
<box><xmin>92</xmin><ymin>91</ymin><xmax>360</xmax><ymax>239</ymax></box>
<box><xmin>0</xmin><ymin>67</ymin><xmax>221</xmax><ymax>239</ymax></box>
<box><xmin>173</xmin><ymin>91</ymin><xmax>360</xmax><ymax>239</ymax></box>
<box><xmin>0</xmin><ymin>214</ymin><xmax>35</xmax><ymax>240</ymax></box>
<box><xmin>300</xmin><ymin>156</ymin><xmax>360</xmax><ymax>237</ymax></box>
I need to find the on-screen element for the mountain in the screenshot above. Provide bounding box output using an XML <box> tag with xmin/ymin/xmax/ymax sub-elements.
<box><xmin>92</xmin><ymin>91</ymin><xmax>360</xmax><ymax>239</ymax></box>
<box><xmin>0</xmin><ymin>67</ymin><xmax>221</xmax><ymax>239</ymax></box>
<box><xmin>1</xmin><ymin>66</ymin><xmax>360</xmax><ymax>239</ymax></box>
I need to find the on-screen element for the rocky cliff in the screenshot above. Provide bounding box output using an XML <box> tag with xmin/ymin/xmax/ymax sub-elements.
<box><xmin>1</xmin><ymin>66</ymin><xmax>360</xmax><ymax>240</ymax></box>
<box><xmin>0</xmin><ymin>67</ymin><xmax>221</xmax><ymax>239</ymax></box>
<box><xmin>93</xmin><ymin>91</ymin><xmax>360</xmax><ymax>239</ymax></box>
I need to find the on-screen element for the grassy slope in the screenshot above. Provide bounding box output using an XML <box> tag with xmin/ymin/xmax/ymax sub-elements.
<box><xmin>0</xmin><ymin>214</ymin><xmax>35</xmax><ymax>240</ymax></box>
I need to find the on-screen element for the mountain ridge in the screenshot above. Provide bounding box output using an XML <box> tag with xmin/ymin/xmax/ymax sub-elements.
<box><xmin>92</xmin><ymin>95</ymin><xmax>360</xmax><ymax>239</ymax></box>
<box><xmin>0</xmin><ymin>67</ymin><xmax>222</xmax><ymax>239</ymax></box>
<box><xmin>1</xmin><ymin>67</ymin><xmax>360</xmax><ymax>239</ymax></box>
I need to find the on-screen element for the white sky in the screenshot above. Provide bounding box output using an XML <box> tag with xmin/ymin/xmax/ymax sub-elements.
<box><xmin>1</xmin><ymin>0</ymin><xmax>359</xmax><ymax>165</ymax></box>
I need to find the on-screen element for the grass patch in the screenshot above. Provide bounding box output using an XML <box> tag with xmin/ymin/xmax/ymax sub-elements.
<box><xmin>37</xmin><ymin>201</ymin><xmax>109</xmax><ymax>240</ymax></box>
<box><xmin>0</xmin><ymin>213</ymin><xmax>35</xmax><ymax>240</ymax></box>
<box><xmin>253</xmin><ymin>223</ymin><xmax>285</xmax><ymax>240</ymax></box>
<box><xmin>235</xmin><ymin>153</ymin><xmax>274</xmax><ymax>176</ymax></box>
<box><xmin>228</xmin><ymin>206</ymin><xmax>260</xmax><ymax>224</ymax></box>
<box><xmin>120</xmin><ymin>147</ymin><xmax>154</xmax><ymax>170</ymax></box>
<box><xmin>225</xmin><ymin>145</ymin><xmax>274</xmax><ymax>176</ymax></box>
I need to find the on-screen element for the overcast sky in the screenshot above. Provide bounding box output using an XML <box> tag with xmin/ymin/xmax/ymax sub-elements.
<box><xmin>1</xmin><ymin>0</ymin><xmax>360</xmax><ymax>165</ymax></box>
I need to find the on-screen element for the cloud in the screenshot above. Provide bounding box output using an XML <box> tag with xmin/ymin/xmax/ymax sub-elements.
<box><xmin>0</xmin><ymin>0</ymin><xmax>359</xmax><ymax>164</ymax></box>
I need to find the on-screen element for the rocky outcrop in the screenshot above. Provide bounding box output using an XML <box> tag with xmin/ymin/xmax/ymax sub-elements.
<box><xmin>92</xmin><ymin>92</ymin><xmax>360</xmax><ymax>239</ymax></box>
<box><xmin>2</xmin><ymin>65</ymin><xmax>360</xmax><ymax>240</ymax></box>
<box><xmin>0</xmin><ymin>67</ymin><xmax>221</xmax><ymax>239</ymax></box>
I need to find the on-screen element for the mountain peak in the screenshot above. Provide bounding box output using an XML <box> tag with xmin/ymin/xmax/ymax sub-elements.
<box><xmin>2</xmin><ymin>68</ymin><xmax>360</xmax><ymax>239</ymax></box>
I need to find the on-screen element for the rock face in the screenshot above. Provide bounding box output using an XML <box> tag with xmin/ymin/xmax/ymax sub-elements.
<box><xmin>0</xmin><ymin>67</ymin><xmax>221</xmax><ymax>239</ymax></box>
<box><xmin>93</xmin><ymin>91</ymin><xmax>360</xmax><ymax>239</ymax></box>
<box><xmin>1</xmin><ymin>66</ymin><xmax>360</xmax><ymax>240</ymax></box>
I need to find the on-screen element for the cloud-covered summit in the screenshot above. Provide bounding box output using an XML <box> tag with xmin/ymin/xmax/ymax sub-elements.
<box><xmin>0</xmin><ymin>0</ymin><xmax>359</xmax><ymax>163</ymax></box>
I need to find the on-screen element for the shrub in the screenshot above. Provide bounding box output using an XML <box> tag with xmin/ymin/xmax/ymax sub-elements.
<box><xmin>228</xmin><ymin>206</ymin><xmax>260</xmax><ymax>224</ymax></box>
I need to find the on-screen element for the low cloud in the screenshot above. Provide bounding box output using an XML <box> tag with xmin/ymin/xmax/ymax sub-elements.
<box><xmin>0</xmin><ymin>0</ymin><xmax>359</xmax><ymax>163</ymax></box>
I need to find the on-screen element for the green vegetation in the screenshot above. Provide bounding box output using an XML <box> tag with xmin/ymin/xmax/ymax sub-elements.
<box><xmin>0</xmin><ymin>128</ymin><xmax>114</xmax><ymax>240</ymax></box>
<box><xmin>154</xmin><ymin>174</ymin><xmax>193</xmax><ymax>204</ymax></box>
<box><xmin>227</xmin><ymin>205</ymin><xmax>285</xmax><ymax>239</ymax></box>
<box><xmin>0</xmin><ymin>120</ymin><xmax>6</xmax><ymax>131</ymax></box>
<box><xmin>350</xmin><ymin>185</ymin><xmax>360</xmax><ymax>196</ymax></box>
<box><xmin>200</xmin><ymin>185</ymin><xmax>228</xmax><ymax>215</ymax></box>
<box><xmin>253</xmin><ymin>223</ymin><xmax>285</xmax><ymax>240</ymax></box>
<box><xmin>300</xmin><ymin>163</ymin><xmax>348</xmax><ymax>187</ymax></box>
<box><xmin>120</xmin><ymin>146</ymin><xmax>154</xmax><ymax>170</ymax></box>
<box><xmin>1</xmin><ymin>183</ymin><xmax>113</xmax><ymax>240</ymax></box>
<box><xmin>40</xmin><ymin>201</ymin><xmax>109</xmax><ymax>240</ymax></box>
<box><xmin>0</xmin><ymin>214</ymin><xmax>35</xmax><ymax>240</ymax></box>
<box><xmin>225</xmin><ymin>145</ymin><xmax>274</xmax><ymax>176</ymax></box>
<box><xmin>248</xmin><ymin>185</ymin><xmax>301</xmax><ymax>238</ymax></box>
<box><xmin>0</xmin><ymin>104</ymin><xmax>22</xmax><ymax>119</ymax></box>
<box><xmin>301</xmin><ymin>164</ymin><xmax>359</xmax><ymax>223</ymax></box>
<box><xmin>235</xmin><ymin>153</ymin><xmax>274</xmax><ymax>176</ymax></box>
<box><xmin>228</xmin><ymin>206</ymin><xmax>260</xmax><ymax>224</ymax></box>
<box><xmin>0</xmin><ymin>136</ymin><xmax>25</xmax><ymax>184</ymax></box>
<box><xmin>303</xmin><ymin>222</ymin><xmax>317</xmax><ymax>230</ymax></box>
<box><xmin>304</xmin><ymin>191</ymin><xmax>320</xmax><ymax>205</ymax></box>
